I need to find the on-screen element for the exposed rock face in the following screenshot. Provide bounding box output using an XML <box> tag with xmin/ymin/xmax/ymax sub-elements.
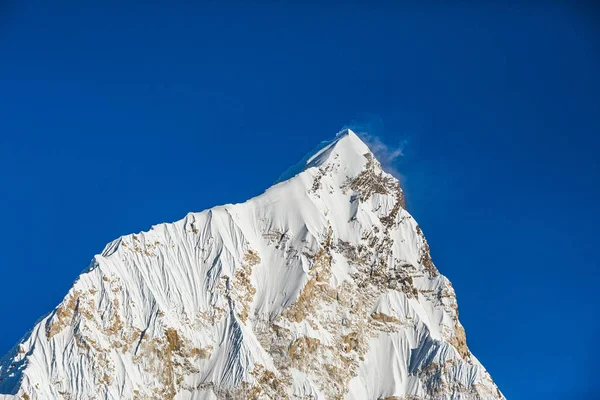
<box><xmin>0</xmin><ymin>130</ymin><xmax>504</xmax><ymax>399</ymax></box>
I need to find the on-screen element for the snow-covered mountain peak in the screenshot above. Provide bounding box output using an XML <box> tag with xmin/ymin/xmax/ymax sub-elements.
<box><xmin>274</xmin><ymin>128</ymin><xmax>373</xmax><ymax>185</ymax></box>
<box><xmin>305</xmin><ymin>130</ymin><xmax>371</xmax><ymax>174</ymax></box>
<box><xmin>0</xmin><ymin>131</ymin><xmax>504</xmax><ymax>400</ymax></box>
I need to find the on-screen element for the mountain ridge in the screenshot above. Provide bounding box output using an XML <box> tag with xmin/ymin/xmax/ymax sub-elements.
<box><xmin>0</xmin><ymin>130</ymin><xmax>504</xmax><ymax>399</ymax></box>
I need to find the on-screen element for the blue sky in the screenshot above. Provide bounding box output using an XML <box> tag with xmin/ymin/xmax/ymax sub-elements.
<box><xmin>1</xmin><ymin>2</ymin><xmax>599</xmax><ymax>399</ymax></box>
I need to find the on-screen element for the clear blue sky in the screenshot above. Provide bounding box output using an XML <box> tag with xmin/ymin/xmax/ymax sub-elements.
<box><xmin>1</xmin><ymin>2</ymin><xmax>598</xmax><ymax>399</ymax></box>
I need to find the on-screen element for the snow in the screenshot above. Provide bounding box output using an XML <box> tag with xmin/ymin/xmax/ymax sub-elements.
<box><xmin>0</xmin><ymin>129</ymin><xmax>504</xmax><ymax>399</ymax></box>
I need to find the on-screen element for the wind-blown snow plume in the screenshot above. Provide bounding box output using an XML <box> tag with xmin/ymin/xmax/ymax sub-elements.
<box><xmin>356</xmin><ymin>132</ymin><xmax>407</xmax><ymax>177</ymax></box>
<box><xmin>342</xmin><ymin>122</ymin><xmax>408</xmax><ymax>182</ymax></box>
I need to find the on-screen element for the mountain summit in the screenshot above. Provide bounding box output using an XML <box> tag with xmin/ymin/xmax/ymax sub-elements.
<box><xmin>0</xmin><ymin>130</ymin><xmax>504</xmax><ymax>399</ymax></box>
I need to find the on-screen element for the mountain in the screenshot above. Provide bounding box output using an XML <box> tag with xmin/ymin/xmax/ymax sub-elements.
<box><xmin>0</xmin><ymin>130</ymin><xmax>504</xmax><ymax>400</ymax></box>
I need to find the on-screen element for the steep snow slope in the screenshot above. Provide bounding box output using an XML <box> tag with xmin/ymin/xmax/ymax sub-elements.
<box><xmin>0</xmin><ymin>130</ymin><xmax>504</xmax><ymax>399</ymax></box>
